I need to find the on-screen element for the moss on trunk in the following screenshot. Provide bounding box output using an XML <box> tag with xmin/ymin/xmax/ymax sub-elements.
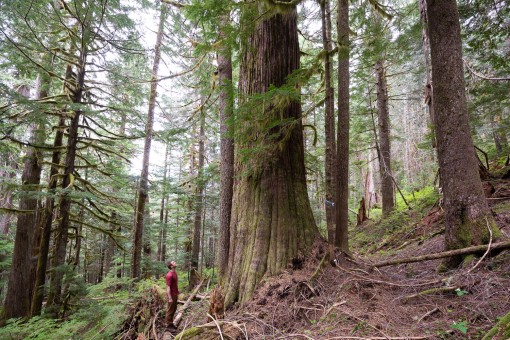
<box><xmin>223</xmin><ymin>2</ymin><xmax>318</xmax><ymax>306</ymax></box>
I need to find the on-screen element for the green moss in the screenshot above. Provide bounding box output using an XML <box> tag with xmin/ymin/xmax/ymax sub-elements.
<box><xmin>482</xmin><ymin>311</ymin><xmax>510</xmax><ymax>340</ymax></box>
<box><xmin>492</xmin><ymin>201</ymin><xmax>510</xmax><ymax>214</ymax></box>
<box><xmin>174</xmin><ymin>326</ymin><xmax>205</xmax><ymax>339</ymax></box>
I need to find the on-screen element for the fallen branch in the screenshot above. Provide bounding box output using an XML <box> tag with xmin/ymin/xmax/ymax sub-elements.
<box><xmin>372</xmin><ymin>240</ymin><xmax>510</xmax><ymax>268</ymax></box>
<box><xmin>173</xmin><ymin>279</ymin><xmax>204</xmax><ymax>327</ymax></box>
<box><xmin>174</xmin><ymin>320</ymin><xmax>243</xmax><ymax>340</ymax></box>
<box><xmin>417</xmin><ymin>307</ymin><xmax>440</xmax><ymax>323</ymax></box>
<box><xmin>403</xmin><ymin>286</ymin><xmax>458</xmax><ymax>302</ymax></box>
<box><xmin>207</xmin><ymin>313</ymin><xmax>224</xmax><ymax>340</ymax></box>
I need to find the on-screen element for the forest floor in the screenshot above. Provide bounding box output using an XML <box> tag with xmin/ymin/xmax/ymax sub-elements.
<box><xmin>161</xmin><ymin>174</ymin><xmax>510</xmax><ymax>340</ymax></box>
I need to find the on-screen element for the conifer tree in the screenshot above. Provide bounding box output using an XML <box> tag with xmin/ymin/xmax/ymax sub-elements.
<box><xmin>425</xmin><ymin>0</ymin><xmax>500</xmax><ymax>267</ymax></box>
<box><xmin>224</xmin><ymin>0</ymin><xmax>318</xmax><ymax>306</ymax></box>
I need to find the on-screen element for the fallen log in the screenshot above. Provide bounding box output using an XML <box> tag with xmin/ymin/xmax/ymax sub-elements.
<box><xmin>372</xmin><ymin>240</ymin><xmax>510</xmax><ymax>268</ymax></box>
<box><xmin>173</xmin><ymin>279</ymin><xmax>204</xmax><ymax>327</ymax></box>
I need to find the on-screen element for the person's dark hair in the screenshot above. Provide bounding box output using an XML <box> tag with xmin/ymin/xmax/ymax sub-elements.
<box><xmin>166</xmin><ymin>261</ymin><xmax>175</xmax><ymax>270</ymax></box>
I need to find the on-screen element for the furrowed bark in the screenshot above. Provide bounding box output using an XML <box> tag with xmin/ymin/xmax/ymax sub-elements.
<box><xmin>425</xmin><ymin>0</ymin><xmax>500</xmax><ymax>268</ymax></box>
<box><xmin>31</xmin><ymin>115</ymin><xmax>65</xmax><ymax>316</ymax></box>
<box><xmin>375</xmin><ymin>60</ymin><xmax>395</xmax><ymax>216</ymax></box>
<box><xmin>335</xmin><ymin>0</ymin><xmax>350</xmax><ymax>252</ymax></box>
<box><xmin>3</xmin><ymin>81</ymin><xmax>44</xmax><ymax>320</ymax></box>
<box><xmin>190</xmin><ymin>103</ymin><xmax>205</xmax><ymax>288</ymax></box>
<box><xmin>224</xmin><ymin>2</ymin><xmax>318</xmax><ymax>306</ymax></box>
<box><xmin>217</xmin><ymin>11</ymin><xmax>235</xmax><ymax>284</ymax></box>
<box><xmin>320</xmin><ymin>0</ymin><xmax>337</xmax><ymax>251</ymax></box>
<box><xmin>47</xmin><ymin>52</ymin><xmax>87</xmax><ymax>309</ymax></box>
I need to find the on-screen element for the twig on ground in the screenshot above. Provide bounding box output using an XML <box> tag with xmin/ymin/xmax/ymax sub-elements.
<box><xmin>417</xmin><ymin>307</ymin><xmax>440</xmax><ymax>322</ymax></box>
<box><xmin>277</xmin><ymin>333</ymin><xmax>315</xmax><ymax>339</ymax></box>
<box><xmin>323</xmin><ymin>301</ymin><xmax>347</xmax><ymax>319</ymax></box>
<box><xmin>151</xmin><ymin>315</ymin><xmax>158</xmax><ymax>340</ymax></box>
<box><xmin>206</xmin><ymin>313</ymin><xmax>224</xmax><ymax>340</ymax></box>
<box><xmin>468</xmin><ymin>217</ymin><xmax>493</xmax><ymax>273</ymax></box>
<box><xmin>336</xmin><ymin>308</ymin><xmax>391</xmax><ymax>339</ymax></box>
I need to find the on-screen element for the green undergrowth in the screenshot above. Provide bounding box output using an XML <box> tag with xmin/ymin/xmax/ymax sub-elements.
<box><xmin>0</xmin><ymin>277</ymin><xmax>164</xmax><ymax>340</ymax></box>
<box><xmin>351</xmin><ymin>186</ymin><xmax>440</xmax><ymax>256</ymax></box>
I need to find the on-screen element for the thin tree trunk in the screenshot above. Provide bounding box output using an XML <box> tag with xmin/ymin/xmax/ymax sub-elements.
<box><xmin>375</xmin><ymin>60</ymin><xmax>395</xmax><ymax>216</ymax></box>
<box><xmin>100</xmin><ymin>211</ymin><xmax>116</xmax><ymax>277</ymax></box>
<box><xmin>200</xmin><ymin>190</ymin><xmax>207</xmax><ymax>277</ymax></box>
<box><xmin>426</xmin><ymin>0</ymin><xmax>499</xmax><ymax>268</ymax></box>
<box><xmin>224</xmin><ymin>3</ymin><xmax>318</xmax><ymax>306</ymax></box>
<box><xmin>31</xmin><ymin>113</ymin><xmax>65</xmax><ymax>316</ymax></box>
<box><xmin>492</xmin><ymin>113</ymin><xmax>508</xmax><ymax>156</ymax></box>
<box><xmin>190</xmin><ymin>102</ymin><xmax>206</xmax><ymax>288</ymax></box>
<box><xmin>335</xmin><ymin>0</ymin><xmax>350</xmax><ymax>252</ymax></box>
<box><xmin>131</xmin><ymin>3</ymin><xmax>167</xmax><ymax>279</ymax></box>
<box><xmin>217</xmin><ymin>11</ymin><xmax>235</xmax><ymax>283</ymax></box>
<box><xmin>142</xmin><ymin>203</ymin><xmax>151</xmax><ymax>279</ymax></box>
<box><xmin>320</xmin><ymin>0</ymin><xmax>337</xmax><ymax>253</ymax></box>
<box><xmin>419</xmin><ymin>0</ymin><xmax>436</xmax><ymax>149</ymax></box>
<box><xmin>47</xmin><ymin>51</ymin><xmax>87</xmax><ymax>309</ymax></box>
<box><xmin>157</xmin><ymin>145</ymin><xmax>169</xmax><ymax>262</ymax></box>
<box><xmin>0</xmin><ymin>154</ymin><xmax>17</xmax><ymax>234</ymax></box>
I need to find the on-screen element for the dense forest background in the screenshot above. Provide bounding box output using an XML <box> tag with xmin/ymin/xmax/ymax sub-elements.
<box><xmin>0</xmin><ymin>0</ymin><xmax>509</xmax><ymax>338</ymax></box>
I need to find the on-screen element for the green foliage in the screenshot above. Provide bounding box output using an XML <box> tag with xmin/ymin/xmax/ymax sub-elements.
<box><xmin>455</xmin><ymin>288</ymin><xmax>469</xmax><ymax>297</ymax></box>
<box><xmin>351</xmin><ymin>186</ymin><xmax>439</xmax><ymax>254</ymax></box>
<box><xmin>0</xmin><ymin>276</ymin><xmax>141</xmax><ymax>339</ymax></box>
<box><xmin>451</xmin><ymin>320</ymin><xmax>468</xmax><ymax>334</ymax></box>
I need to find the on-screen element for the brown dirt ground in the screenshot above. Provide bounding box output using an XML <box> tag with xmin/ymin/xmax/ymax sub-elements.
<box><xmin>165</xmin><ymin>179</ymin><xmax>510</xmax><ymax>340</ymax></box>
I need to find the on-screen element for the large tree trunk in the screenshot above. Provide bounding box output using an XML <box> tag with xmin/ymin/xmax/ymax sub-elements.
<box><xmin>224</xmin><ymin>2</ymin><xmax>318</xmax><ymax>306</ymax></box>
<box><xmin>3</xmin><ymin>82</ymin><xmax>44</xmax><ymax>320</ymax></box>
<box><xmin>131</xmin><ymin>3</ymin><xmax>166</xmax><ymax>279</ymax></box>
<box><xmin>335</xmin><ymin>0</ymin><xmax>350</xmax><ymax>252</ymax></box>
<box><xmin>217</xmin><ymin>12</ymin><xmax>235</xmax><ymax>284</ymax></box>
<box><xmin>375</xmin><ymin>60</ymin><xmax>395</xmax><ymax>216</ymax></box>
<box><xmin>320</xmin><ymin>0</ymin><xmax>336</xmax><ymax>252</ymax></box>
<box><xmin>426</xmin><ymin>0</ymin><xmax>499</xmax><ymax>268</ymax></box>
<box><xmin>190</xmin><ymin>104</ymin><xmax>205</xmax><ymax>288</ymax></box>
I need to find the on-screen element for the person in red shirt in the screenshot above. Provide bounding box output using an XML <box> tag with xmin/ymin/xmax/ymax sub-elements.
<box><xmin>165</xmin><ymin>260</ymin><xmax>179</xmax><ymax>329</ymax></box>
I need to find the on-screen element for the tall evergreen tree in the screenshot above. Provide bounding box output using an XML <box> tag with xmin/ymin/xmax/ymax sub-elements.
<box><xmin>224</xmin><ymin>0</ymin><xmax>318</xmax><ymax>306</ymax></box>
<box><xmin>335</xmin><ymin>0</ymin><xmax>350</xmax><ymax>252</ymax></box>
<box><xmin>375</xmin><ymin>59</ymin><xmax>395</xmax><ymax>215</ymax></box>
<box><xmin>131</xmin><ymin>3</ymin><xmax>167</xmax><ymax>279</ymax></box>
<box><xmin>3</xmin><ymin>80</ymin><xmax>44</xmax><ymax>319</ymax></box>
<box><xmin>320</xmin><ymin>0</ymin><xmax>336</xmax><ymax>252</ymax></box>
<box><xmin>425</xmin><ymin>0</ymin><xmax>500</xmax><ymax>267</ymax></box>
<box><xmin>217</xmin><ymin>9</ymin><xmax>235</xmax><ymax>285</ymax></box>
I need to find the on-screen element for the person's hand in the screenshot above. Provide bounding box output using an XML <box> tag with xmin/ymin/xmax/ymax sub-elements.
<box><xmin>169</xmin><ymin>297</ymin><xmax>173</xmax><ymax>304</ymax></box>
